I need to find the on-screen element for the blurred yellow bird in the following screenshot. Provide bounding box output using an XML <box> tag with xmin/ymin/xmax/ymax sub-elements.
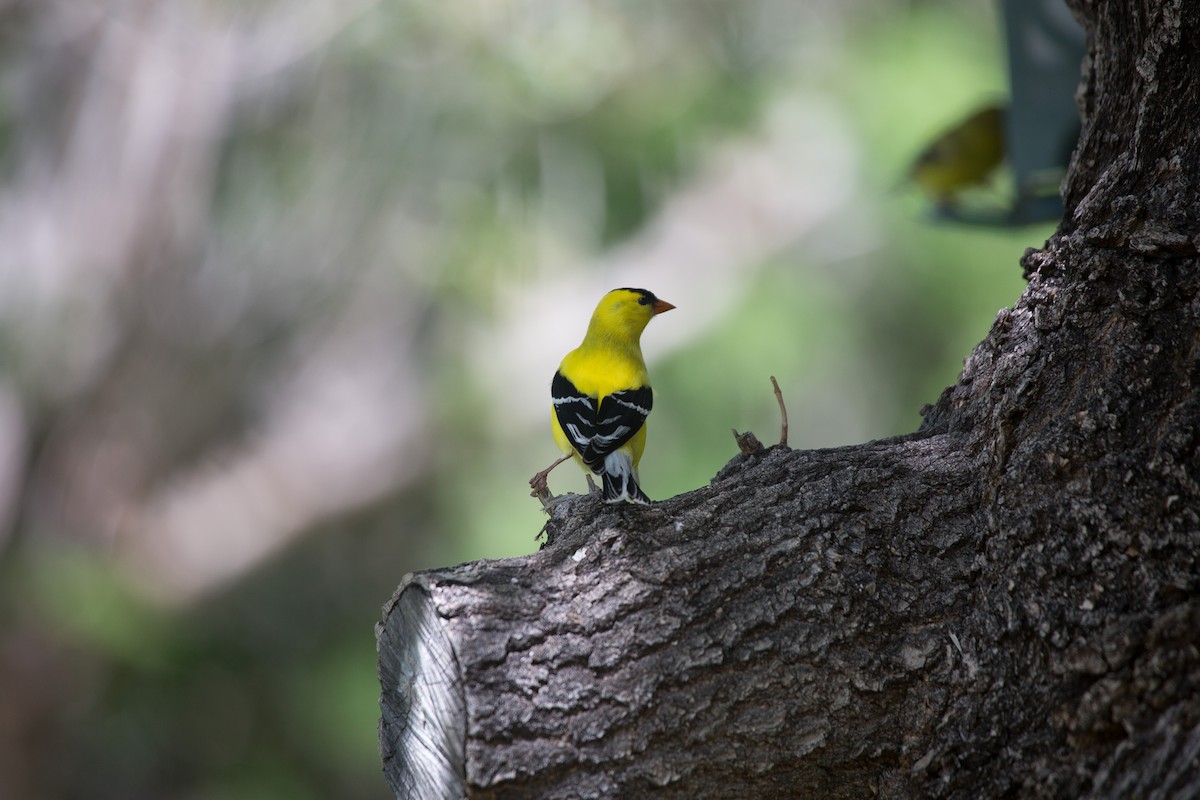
<box><xmin>909</xmin><ymin>104</ymin><xmax>1006</xmax><ymax>207</ymax></box>
<box><xmin>530</xmin><ymin>288</ymin><xmax>674</xmax><ymax>504</ymax></box>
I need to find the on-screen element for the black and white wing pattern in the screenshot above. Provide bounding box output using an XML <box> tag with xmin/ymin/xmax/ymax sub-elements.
<box><xmin>551</xmin><ymin>371</ymin><xmax>652</xmax><ymax>475</ymax></box>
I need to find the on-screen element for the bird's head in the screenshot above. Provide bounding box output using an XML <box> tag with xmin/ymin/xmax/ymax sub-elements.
<box><xmin>587</xmin><ymin>288</ymin><xmax>674</xmax><ymax>340</ymax></box>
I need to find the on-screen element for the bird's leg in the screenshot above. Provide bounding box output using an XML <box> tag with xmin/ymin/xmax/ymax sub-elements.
<box><xmin>585</xmin><ymin>474</ymin><xmax>598</xmax><ymax>495</ymax></box>
<box><xmin>529</xmin><ymin>454</ymin><xmax>571</xmax><ymax>504</ymax></box>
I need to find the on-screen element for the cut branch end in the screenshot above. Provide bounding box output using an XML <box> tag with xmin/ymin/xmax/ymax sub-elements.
<box><xmin>732</xmin><ymin>428</ymin><xmax>765</xmax><ymax>455</ymax></box>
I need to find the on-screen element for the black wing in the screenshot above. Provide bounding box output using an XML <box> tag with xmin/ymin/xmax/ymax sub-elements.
<box><xmin>552</xmin><ymin>372</ymin><xmax>596</xmax><ymax>457</ymax></box>
<box><xmin>552</xmin><ymin>372</ymin><xmax>652</xmax><ymax>474</ymax></box>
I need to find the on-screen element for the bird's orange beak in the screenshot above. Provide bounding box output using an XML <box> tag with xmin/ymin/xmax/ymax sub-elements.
<box><xmin>652</xmin><ymin>299</ymin><xmax>675</xmax><ymax>315</ymax></box>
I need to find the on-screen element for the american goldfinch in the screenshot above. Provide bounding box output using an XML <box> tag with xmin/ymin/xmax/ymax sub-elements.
<box><xmin>909</xmin><ymin>104</ymin><xmax>1006</xmax><ymax>207</ymax></box>
<box><xmin>530</xmin><ymin>288</ymin><xmax>674</xmax><ymax>504</ymax></box>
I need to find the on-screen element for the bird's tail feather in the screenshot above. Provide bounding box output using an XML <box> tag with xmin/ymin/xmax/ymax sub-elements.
<box><xmin>601</xmin><ymin>451</ymin><xmax>650</xmax><ymax>504</ymax></box>
<box><xmin>602</xmin><ymin>471</ymin><xmax>650</xmax><ymax>504</ymax></box>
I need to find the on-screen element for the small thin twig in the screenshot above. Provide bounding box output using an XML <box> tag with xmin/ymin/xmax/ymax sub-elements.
<box><xmin>731</xmin><ymin>376</ymin><xmax>788</xmax><ymax>455</ymax></box>
<box><xmin>770</xmin><ymin>375</ymin><xmax>788</xmax><ymax>447</ymax></box>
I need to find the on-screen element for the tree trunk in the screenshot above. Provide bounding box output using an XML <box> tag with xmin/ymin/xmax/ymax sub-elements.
<box><xmin>377</xmin><ymin>1</ymin><xmax>1200</xmax><ymax>797</ymax></box>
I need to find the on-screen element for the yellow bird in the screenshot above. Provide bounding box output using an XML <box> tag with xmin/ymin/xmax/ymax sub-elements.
<box><xmin>530</xmin><ymin>288</ymin><xmax>674</xmax><ymax>504</ymax></box>
<box><xmin>909</xmin><ymin>104</ymin><xmax>1006</xmax><ymax>207</ymax></box>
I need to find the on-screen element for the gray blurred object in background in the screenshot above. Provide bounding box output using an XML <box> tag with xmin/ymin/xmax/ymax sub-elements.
<box><xmin>1002</xmin><ymin>0</ymin><xmax>1085</xmax><ymax>223</ymax></box>
<box><xmin>930</xmin><ymin>0</ymin><xmax>1084</xmax><ymax>225</ymax></box>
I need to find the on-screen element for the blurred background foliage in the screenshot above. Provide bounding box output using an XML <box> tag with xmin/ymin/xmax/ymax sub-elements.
<box><xmin>0</xmin><ymin>0</ymin><xmax>1057</xmax><ymax>797</ymax></box>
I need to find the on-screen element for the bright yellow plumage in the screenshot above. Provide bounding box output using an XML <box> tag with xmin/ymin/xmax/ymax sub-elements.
<box><xmin>532</xmin><ymin>288</ymin><xmax>674</xmax><ymax>504</ymax></box>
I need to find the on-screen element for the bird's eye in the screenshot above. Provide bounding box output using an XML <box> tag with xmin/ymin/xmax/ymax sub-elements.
<box><xmin>637</xmin><ymin>294</ymin><xmax>651</xmax><ymax>305</ymax></box>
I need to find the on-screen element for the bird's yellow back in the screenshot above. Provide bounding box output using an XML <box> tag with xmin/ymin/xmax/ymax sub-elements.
<box><xmin>558</xmin><ymin>344</ymin><xmax>649</xmax><ymax>398</ymax></box>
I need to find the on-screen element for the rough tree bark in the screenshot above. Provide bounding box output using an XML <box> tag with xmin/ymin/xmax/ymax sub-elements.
<box><xmin>377</xmin><ymin>1</ymin><xmax>1200</xmax><ymax>797</ymax></box>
